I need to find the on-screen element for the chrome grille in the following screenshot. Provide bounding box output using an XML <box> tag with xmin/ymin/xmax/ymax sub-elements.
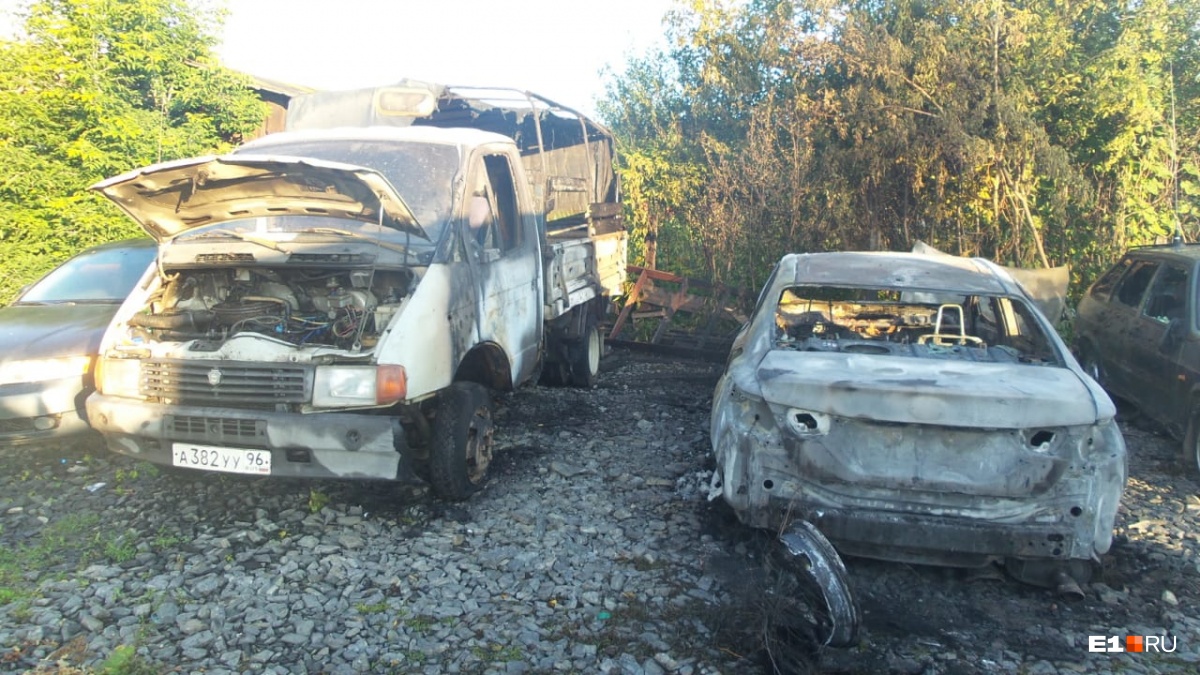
<box><xmin>141</xmin><ymin>360</ymin><xmax>311</xmax><ymax>408</ymax></box>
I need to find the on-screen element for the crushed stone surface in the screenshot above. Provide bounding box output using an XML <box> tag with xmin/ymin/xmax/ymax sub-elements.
<box><xmin>0</xmin><ymin>349</ymin><xmax>1196</xmax><ymax>674</ymax></box>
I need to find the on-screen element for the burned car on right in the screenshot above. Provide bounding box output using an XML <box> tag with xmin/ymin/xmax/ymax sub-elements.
<box><xmin>1074</xmin><ymin>242</ymin><xmax>1200</xmax><ymax>475</ymax></box>
<box><xmin>709</xmin><ymin>252</ymin><xmax>1126</xmax><ymax>592</ymax></box>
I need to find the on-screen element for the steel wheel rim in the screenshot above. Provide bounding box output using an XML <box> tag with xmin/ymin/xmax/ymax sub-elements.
<box><xmin>586</xmin><ymin>327</ymin><xmax>601</xmax><ymax>376</ymax></box>
<box><xmin>465</xmin><ymin>404</ymin><xmax>494</xmax><ymax>484</ymax></box>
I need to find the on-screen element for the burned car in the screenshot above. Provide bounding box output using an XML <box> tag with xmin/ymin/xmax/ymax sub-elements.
<box><xmin>709</xmin><ymin>252</ymin><xmax>1126</xmax><ymax>593</ymax></box>
<box><xmin>1074</xmin><ymin>242</ymin><xmax>1200</xmax><ymax>475</ymax></box>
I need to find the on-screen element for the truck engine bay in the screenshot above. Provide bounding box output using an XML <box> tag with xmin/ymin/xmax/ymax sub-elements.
<box><xmin>126</xmin><ymin>266</ymin><xmax>416</xmax><ymax>350</ymax></box>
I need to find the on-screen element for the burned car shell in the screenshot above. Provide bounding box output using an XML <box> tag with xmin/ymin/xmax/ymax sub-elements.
<box><xmin>709</xmin><ymin>252</ymin><xmax>1125</xmax><ymax>582</ymax></box>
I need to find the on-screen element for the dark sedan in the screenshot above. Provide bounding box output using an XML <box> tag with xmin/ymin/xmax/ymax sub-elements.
<box><xmin>0</xmin><ymin>239</ymin><xmax>156</xmax><ymax>446</ymax></box>
<box><xmin>1074</xmin><ymin>241</ymin><xmax>1200</xmax><ymax>475</ymax></box>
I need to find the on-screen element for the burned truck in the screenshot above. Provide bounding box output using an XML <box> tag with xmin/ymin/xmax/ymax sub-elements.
<box><xmin>86</xmin><ymin>83</ymin><xmax>626</xmax><ymax>500</ymax></box>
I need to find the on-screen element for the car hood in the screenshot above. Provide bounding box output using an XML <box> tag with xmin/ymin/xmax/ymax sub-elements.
<box><xmin>91</xmin><ymin>155</ymin><xmax>428</xmax><ymax>242</ymax></box>
<box><xmin>755</xmin><ymin>350</ymin><xmax>1103</xmax><ymax>428</ymax></box>
<box><xmin>0</xmin><ymin>304</ymin><xmax>117</xmax><ymax>361</ymax></box>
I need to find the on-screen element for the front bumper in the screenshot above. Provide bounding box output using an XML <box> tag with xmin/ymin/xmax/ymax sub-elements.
<box><xmin>86</xmin><ymin>393</ymin><xmax>408</xmax><ymax>480</ymax></box>
<box><xmin>0</xmin><ymin>379</ymin><xmax>93</xmax><ymax>445</ymax></box>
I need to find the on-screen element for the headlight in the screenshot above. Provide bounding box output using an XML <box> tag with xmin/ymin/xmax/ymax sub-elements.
<box><xmin>0</xmin><ymin>356</ymin><xmax>91</xmax><ymax>385</ymax></box>
<box><xmin>313</xmin><ymin>365</ymin><xmax>406</xmax><ymax>407</ymax></box>
<box><xmin>95</xmin><ymin>358</ymin><xmax>142</xmax><ymax>398</ymax></box>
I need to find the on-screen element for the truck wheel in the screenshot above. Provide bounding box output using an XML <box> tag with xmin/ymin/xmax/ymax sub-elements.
<box><xmin>568</xmin><ymin>323</ymin><xmax>601</xmax><ymax>388</ymax></box>
<box><xmin>1184</xmin><ymin>406</ymin><xmax>1200</xmax><ymax>476</ymax></box>
<box><xmin>429</xmin><ymin>382</ymin><xmax>494</xmax><ymax>500</ymax></box>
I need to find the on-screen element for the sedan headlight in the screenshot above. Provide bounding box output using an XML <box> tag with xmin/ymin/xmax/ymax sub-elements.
<box><xmin>95</xmin><ymin>357</ymin><xmax>142</xmax><ymax>398</ymax></box>
<box><xmin>313</xmin><ymin>365</ymin><xmax>406</xmax><ymax>407</ymax></box>
<box><xmin>0</xmin><ymin>356</ymin><xmax>92</xmax><ymax>386</ymax></box>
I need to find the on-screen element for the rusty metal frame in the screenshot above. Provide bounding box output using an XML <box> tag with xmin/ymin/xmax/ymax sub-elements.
<box><xmin>608</xmin><ymin>265</ymin><xmax>749</xmax><ymax>360</ymax></box>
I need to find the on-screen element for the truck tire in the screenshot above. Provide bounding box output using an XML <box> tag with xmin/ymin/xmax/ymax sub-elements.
<box><xmin>568</xmin><ymin>322</ymin><xmax>601</xmax><ymax>388</ymax></box>
<box><xmin>429</xmin><ymin>382</ymin><xmax>494</xmax><ymax>500</ymax></box>
<box><xmin>1184</xmin><ymin>406</ymin><xmax>1200</xmax><ymax>477</ymax></box>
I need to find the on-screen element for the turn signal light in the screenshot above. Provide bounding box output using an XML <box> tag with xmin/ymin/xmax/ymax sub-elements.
<box><xmin>376</xmin><ymin>365</ymin><xmax>407</xmax><ymax>404</ymax></box>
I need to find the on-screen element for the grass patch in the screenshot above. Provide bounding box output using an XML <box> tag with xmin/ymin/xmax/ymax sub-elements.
<box><xmin>111</xmin><ymin>463</ymin><xmax>158</xmax><ymax>496</ymax></box>
<box><xmin>151</xmin><ymin>527</ymin><xmax>183</xmax><ymax>552</ymax></box>
<box><xmin>405</xmin><ymin>614</ymin><xmax>437</xmax><ymax>633</ymax></box>
<box><xmin>355</xmin><ymin>600</ymin><xmax>388</xmax><ymax>614</ymax></box>
<box><xmin>307</xmin><ymin>488</ymin><xmax>330</xmax><ymax>514</ymax></box>
<box><xmin>0</xmin><ymin>513</ymin><xmax>101</xmax><ymax>604</ymax></box>
<box><xmin>470</xmin><ymin>643</ymin><xmax>524</xmax><ymax>662</ymax></box>
<box><xmin>98</xmin><ymin>644</ymin><xmax>159</xmax><ymax>675</ymax></box>
<box><xmin>103</xmin><ymin>538</ymin><xmax>137</xmax><ymax>564</ymax></box>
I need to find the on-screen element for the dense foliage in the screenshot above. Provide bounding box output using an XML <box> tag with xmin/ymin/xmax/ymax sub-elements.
<box><xmin>601</xmin><ymin>0</ymin><xmax>1200</xmax><ymax>295</ymax></box>
<box><xmin>0</xmin><ymin>0</ymin><xmax>266</xmax><ymax>303</ymax></box>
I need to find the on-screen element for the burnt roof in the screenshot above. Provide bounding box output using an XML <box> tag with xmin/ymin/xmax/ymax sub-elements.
<box><xmin>782</xmin><ymin>251</ymin><xmax>1017</xmax><ymax>295</ymax></box>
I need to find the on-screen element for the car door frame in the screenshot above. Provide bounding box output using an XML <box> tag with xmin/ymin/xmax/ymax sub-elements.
<box><xmin>1096</xmin><ymin>257</ymin><xmax>1161</xmax><ymax>400</ymax></box>
<box><xmin>1125</xmin><ymin>262</ymin><xmax>1191</xmax><ymax>426</ymax></box>
<box><xmin>459</xmin><ymin>144</ymin><xmax>543</xmax><ymax>388</ymax></box>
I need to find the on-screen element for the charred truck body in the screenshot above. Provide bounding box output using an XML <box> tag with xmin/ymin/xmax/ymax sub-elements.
<box><xmin>86</xmin><ymin>83</ymin><xmax>626</xmax><ymax>499</ymax></box>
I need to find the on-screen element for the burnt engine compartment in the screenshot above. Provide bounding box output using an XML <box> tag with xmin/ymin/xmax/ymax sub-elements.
<box><xmin>129</xmin><ymin>267</ymin><xmax>415</xmax><ymax>349</ymax></box>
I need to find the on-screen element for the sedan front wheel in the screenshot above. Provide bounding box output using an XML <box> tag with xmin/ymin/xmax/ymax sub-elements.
<box><xmin>1185</xmin><ymin>406</ymin><xmax>1200</xmax><ymax>477</ymax></box>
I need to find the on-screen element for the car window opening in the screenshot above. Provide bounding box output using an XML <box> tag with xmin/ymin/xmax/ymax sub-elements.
<box><xmin>773</xmin><ymin>285</ymin><xmax>1060</xmax><ymax>365</ymax></box>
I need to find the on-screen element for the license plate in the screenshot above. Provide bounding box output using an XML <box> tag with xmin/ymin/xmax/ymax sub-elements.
<box><xmin>172</xmin><ymin>443</ymin><xmax>271</xmax><ymax>475</ymax></box>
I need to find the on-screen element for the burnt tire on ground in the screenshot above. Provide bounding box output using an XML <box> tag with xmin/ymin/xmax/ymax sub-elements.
<box><xmin>776</xmin><ymin>519</ymin><xmax>860</xmax><ymax>649</ymax></box>
<box><xmin>429</xmin><ymin>381</ymin><xmax>495</xmax><ymax>501</ymax></box>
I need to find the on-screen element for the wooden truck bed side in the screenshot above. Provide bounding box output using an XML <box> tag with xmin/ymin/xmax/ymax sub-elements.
<box><xmin>544</xmin><ymin>229</ymin><xmax>627</xmax><ymax>320</ymax></box>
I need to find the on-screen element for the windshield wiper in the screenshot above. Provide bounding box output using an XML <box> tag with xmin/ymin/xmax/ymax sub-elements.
<box><xmin>297</xmin><ymin>228</ymin><xmax>412</xmax><ymax>255</ymax></box>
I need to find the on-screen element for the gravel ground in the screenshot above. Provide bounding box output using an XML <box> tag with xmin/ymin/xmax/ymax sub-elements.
<box><xmin>0</xmin><ymin>349</ymin><xmax>1198</xmax><ymax>674</ymax></box>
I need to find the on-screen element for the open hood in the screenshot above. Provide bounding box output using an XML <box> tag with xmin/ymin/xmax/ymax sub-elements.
<box><xmin>91</xmin><ymin>155</ymin><xmax>429</xmax><ymax>242</ymax></box>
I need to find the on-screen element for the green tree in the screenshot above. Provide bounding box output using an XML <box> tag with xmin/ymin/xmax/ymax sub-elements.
<box><xmin>0</xmin><ymin>0</ymin><xmax>266</xmax><ymax>302</ymax></box>
<box><xmin>602</xmin><ymin>0</ymin><xmax>1200</xmax><ymax>296</ymax></box>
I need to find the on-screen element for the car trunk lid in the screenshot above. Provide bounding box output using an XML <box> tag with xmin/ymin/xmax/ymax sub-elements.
<box><xmin>756</xmin><ymin>349</ymin><xmax>1099</xmax><ymax>429</ymax></box>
